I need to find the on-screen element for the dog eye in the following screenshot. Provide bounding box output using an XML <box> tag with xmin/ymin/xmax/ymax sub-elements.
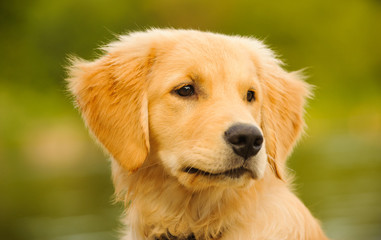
<box><xmin>246</xmin><ymin>90</ymin><xmax>256</xmax><ymax>102</ymax></box>
<box><xmin>176</xmin><ymin>85</ymin><xmax>195</xmax><ymax>97</ymax></box>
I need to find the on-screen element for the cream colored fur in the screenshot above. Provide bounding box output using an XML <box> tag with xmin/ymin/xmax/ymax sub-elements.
<box><xmin>67</xmin><ymin>29</ymin><xmax>329</xmax><ymax>240</ymax></box>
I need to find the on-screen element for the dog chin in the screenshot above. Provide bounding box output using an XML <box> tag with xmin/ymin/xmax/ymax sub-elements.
<box><xmin>179</xmin><ymin>172</ymin><xmax>256</xmax><ymax>191</ymax></box>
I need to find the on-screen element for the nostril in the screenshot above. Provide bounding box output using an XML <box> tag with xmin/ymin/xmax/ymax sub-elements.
<box><xmin>253</xmin><ymin>135</ymin><xmax>263</xmax><ymax>148</ymax></box>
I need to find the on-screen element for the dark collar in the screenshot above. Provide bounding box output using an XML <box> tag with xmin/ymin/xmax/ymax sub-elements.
<box><xmin>154</xmin><ymin>232</ymin><xmax>195</xmax><ymax>240</ymax></box>
<box><xmin>155</xmin><ymin>230</ymin><xmax>222</xmax><ymax>240</ymax></box>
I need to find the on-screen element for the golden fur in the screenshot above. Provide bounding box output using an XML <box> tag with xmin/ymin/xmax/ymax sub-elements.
<box><xmin>67</xmin><ymin>29</ymin><xmax>329</xmax><ymax>240</ymax></box>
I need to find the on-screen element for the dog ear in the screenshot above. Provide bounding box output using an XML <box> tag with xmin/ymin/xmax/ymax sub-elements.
<box><xmin>260</xmin><ymin>64</ymin><xmax>311</xmax><ymax>179</ymax></box>
<box><xmin>67</xmin><ymin>36</ymin><xmax>155</xmax><ymax>172</ymax></box>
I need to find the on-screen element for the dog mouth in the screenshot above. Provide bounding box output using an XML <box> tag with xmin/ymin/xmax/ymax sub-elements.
<box><xmin>182</xmin><ymin>166</ymin><xmax>253</xmax><ymax>179</ymax></box>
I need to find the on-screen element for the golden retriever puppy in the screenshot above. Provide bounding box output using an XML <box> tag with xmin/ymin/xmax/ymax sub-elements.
<box><xmin>67</xmin><ymin>29</ymin><xmax>329</xmax><ymax>240</ymax></box>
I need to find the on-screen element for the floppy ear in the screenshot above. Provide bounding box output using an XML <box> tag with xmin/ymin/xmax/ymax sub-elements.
<box><xmin>66</xmin><ymin>36</ymin><xmax>155</xmax><ymax>172</ymax></box>
<box><xmin>259</xmin><ymin>63</ymin><xmax>311</xmax><ymax>179</ymax></box>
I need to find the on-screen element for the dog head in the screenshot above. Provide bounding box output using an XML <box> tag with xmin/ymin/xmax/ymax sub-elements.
<box><xmin>67</xmin><ymin>29</ymin><xmax>310</xmax><ymax>191</ymax></box>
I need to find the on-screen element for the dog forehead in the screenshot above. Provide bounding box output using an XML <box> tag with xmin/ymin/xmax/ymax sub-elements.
<box><xmin>172</xmin><ymin>34</ymin><xmax>254</xmax><ymax>70</ymax></box>
<box><xmin>150</xmin><ymin>35</ymin><xmax>258</xmax><ymax>91</ymax></box>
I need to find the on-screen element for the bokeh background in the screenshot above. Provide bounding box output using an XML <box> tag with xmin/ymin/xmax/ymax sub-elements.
<box><xmin>1</xmin><ymin>0</ymin><xmax>380</xmax><ymax>239</ymax></box>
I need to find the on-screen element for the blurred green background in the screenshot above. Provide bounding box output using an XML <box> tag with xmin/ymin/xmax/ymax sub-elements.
<box><xmin>1</xmin><ymin>0</ymin><xmax>380</xmax><ymax>239</ymax></box>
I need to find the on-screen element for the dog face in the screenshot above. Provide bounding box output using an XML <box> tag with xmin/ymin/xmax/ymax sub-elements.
<box><xmin>67</xmin><ymin>29</ymin><xmax>310</xmax><ymax>191</ymax></box>
<box><xmin>147</xmin><ymin>37</ymin><xmax>268</xmax><ymax>189</ymax></box>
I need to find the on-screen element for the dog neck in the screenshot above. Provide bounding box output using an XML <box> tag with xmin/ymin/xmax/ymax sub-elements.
<box><xmin>112</xmin><ymin>160</ymin><xmax>257</xmax><ymax>240</ymax></box>
<box><xmin>111</xmin><ymin>160</ymin><xmax>329</xmax><ymax>240</ymax></box>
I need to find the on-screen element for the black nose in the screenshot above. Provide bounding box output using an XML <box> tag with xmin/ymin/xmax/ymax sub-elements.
<box><xmin>224</xmin><ymin>123</ymin><xmax>263</xmax><ymax>160</ymax></box>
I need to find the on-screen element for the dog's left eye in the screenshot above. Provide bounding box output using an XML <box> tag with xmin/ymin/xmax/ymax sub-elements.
<box><xmin>175</xmin><ymin>85</ymin><xmax>195</xmax><ymax>97</ymax></box>
<box><xmin>246</xmin><ymin>90</ymin><xmax>256</xmax><ymax>102</ymax></box>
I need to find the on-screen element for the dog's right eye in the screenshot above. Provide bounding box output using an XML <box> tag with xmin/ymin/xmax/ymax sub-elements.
<box><xmin>175</xmin><ymin>85</ymin><xmax>195</xmax><ymax>97</ymax></box>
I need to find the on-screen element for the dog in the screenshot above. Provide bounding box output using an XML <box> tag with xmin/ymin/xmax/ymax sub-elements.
<box><xmin>67</xmin><ymin>29</ymin><xmax>329</xmax><ymax>240</ymax></box>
